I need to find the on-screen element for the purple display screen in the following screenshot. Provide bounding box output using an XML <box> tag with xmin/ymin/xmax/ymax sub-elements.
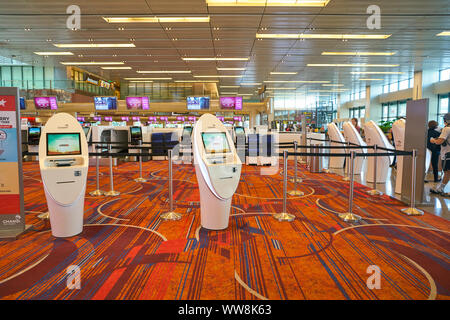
<box><xmin>220</xmin><ymin>97</ymin><xmax>243</xmax><ymax>110</ymax></box>
<box><xmin>93</xmin><ymin>116</ymin><xmax>102</xmax><ymax>121</ymax></box>
<box><xmin>233</xmin><ymin>116</ymin><xmax>242</xmax><ymax>121</ymax></box>
<box><xmin>34</xmin><ymin>97</ymin><xmax>58</xmax><ymax>110</ymax></box>
<box><xmin>160</xmin><ymin>116</ymin><xmax>168</xmax><ymax>121</ymax></box>
<box><xmin>132</xmin><ymin>116</ymin><xmax>140</xmax><ymax>121</ymax></box>
<box><xmin>121</xmin><ymin>116</ymin><xmax>129</xmax><ymax>121</ymax></box>
<box><xmin>104</xmin><ymin>116</ymin><xmax>113</xmax><ymax>121</ymax></box>
<box><xmin>188</xmin><ymin>116</ymin><xmax>196</xmax><ymax>121</ymax></box>
<box><xmin>217</xmin><ymin>116</ymin><xmax>225</xmax><ymax>121</ymax></box>
<box><xmin>148</xmin><ymin>116</ymin><xmax>157</xmax><ymax>121</ymax></box>
<box><xmin>176</xmin><ymin>116</ymin><xmax>185</xmax><ymax>121</ymax></box>
<box><xmin>126</xmin><ymin>97</ymin><xmax>150</xmax><ymax>110</ymax></box>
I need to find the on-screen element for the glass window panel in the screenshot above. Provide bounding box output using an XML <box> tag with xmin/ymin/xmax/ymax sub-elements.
<box><xmin>383</xmin><ymin>84</ymin><xmax>389</xmax><ymax>93</ymax></box>
<box><xmin>382</xmin><ymin>104</ymin><xmax>388</xmax><ymax>120</ymax></box>
<box><xmin>439</xmin><ymin>95</ymin><xmax>449</xmax><ymax>114</ymax></box>
<box><xmin>360</xmin><ymin>107</ymin><xmax>365</xmax><ymax>118</ymax></box>
<box><xmin>390</xmin><ymin>82</ymin><xmax>398</xmax><ymax>92</ymax></box>
<box><xmin>440</xmin><ymin>69</ymin><xmax>450</xmax><ymax>81</ymax></box>
<box><xmin>389</xmin><ymin>102</ymin><xmax>397</xmax><ymax>118</ymax></box>
<box><xmin>399</xmin><ymin>79</ymin><xmax>409</xmax><ymax>90</ymax></box>
<box><xmin>398</xmin><ymin>101</ymin><xmax>407</xmax><ymax>117</ymax></box>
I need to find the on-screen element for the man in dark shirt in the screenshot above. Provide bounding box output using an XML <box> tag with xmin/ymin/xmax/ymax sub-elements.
<box><xmin>427</xmin><ymin>120</ymin><xmax>441</xmax><ymax>182</ymax></box>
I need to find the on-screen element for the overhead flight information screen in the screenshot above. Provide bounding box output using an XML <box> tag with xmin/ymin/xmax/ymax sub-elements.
<box><xmin>201</xmin><ymin>132</ymin><xmax>231</xmax><ymax>154</ymax></box>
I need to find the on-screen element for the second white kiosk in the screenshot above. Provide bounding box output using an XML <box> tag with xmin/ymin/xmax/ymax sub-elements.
<box><xmin>193</xmin><ymin>114</ymin><xmax>242</xmax><ymax>230</ymax></box>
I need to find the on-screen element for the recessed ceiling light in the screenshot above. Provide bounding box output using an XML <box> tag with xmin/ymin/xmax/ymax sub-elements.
<box><xmin>270</xmin><ymin>72</ymin><xmax>298</xmax><ymax>75</ymax></box>
<box><xmin>182</xmin><ymin>57</ymin><xmax>249</xmax><ymax>61</ymax></box>
<box><xmin>436</xmin><ymin>31</ymin><xmax>450</xmax><ymax>36</ymax></box>
<box><xmin>101</xmin><ymin>67</ymin><xmax>132</xmax><ymax>69</ymax></box>
<box><xmin>128</xmin><ymin>81</ymin><xmax>154</xmax><ymax>83</ymax></box>
<box><xmin>308</xmin><ymin>63</ymin><xmax>399</xmax><ymax>67</ymax></box>
<box><xmin>220</xmin><ymin>85</ymin><xmax>240</xmax><ymax>88</ymax></box>
<box><xmin>240</xmin><ymin>82</ymin><xmax>262</xmax><ymax>86</ymax></box>
<box><xmin>321</xmin><ymin>51</ymin><xmax>396</xmax><ymax>56</ymax></box>
<box><xmin>34</xmin><ymin>52</ymin><xmax>74</xmax><ymax>55</ymax></box>
<box><xmin>124</xmin><ymin>77</ymin><xmax>172</xmax><ymax>80</ymax></box>
<box><xmin>322</xmin><ymin>84</ymin><xmax>344</xmax><ymax>87</ymax></box>
<box><xmin>266</xmin><ymin>87</ymin><xmax>297</xmax><ymax>90</ymax></box>
<box><xmin>137</xmin><ymin>70</ymin><xmax>191</xmax><ymax>73</ymax></box>
<box><xmin>217</xmin><ymin>68</ymin><xmax>246</xmax><ymax>71</ymax></box>
<box><xmin>194</xmin><ymin>75</ymin><xmax>242</xmax><ymax>78</ymax></box>
<box><xmin>102</xmin><ymin>16</ymin><xmax>210</xmax><ymax>23</ymax></box>
<box><xmin>54</xmin><ymin>43</ymin><xmax>135</xmax><ymax>48</ymax></box>
<box><xmin>206</xmin><ymin>0</ymin><xmax>330</xmax><ymax>7</ymax></box>
<box><xmin>351</xmin><ymin>71</ymin><xmax>404</xmax><ymax>74</ymax></box>
<box><xmin>264</xmin><ymin>80</ymin><xmax>330</xmax><ymax>83</ymax></box>
<box><xmin>174</xmin><ymin>80</ymin><xmax>219</xmax><ymax>83</ymax></box>
<box><xmin>256</xmin><ymin>33</ymin><xmax>391</xmax><ymax>40</ymax></box>
<box><xmin>358</xmin><ymin>78</ymin><xmax>383</xmax><ymax>81</ymax></box>
<box><xmin>60</xmin><ymin>62</ymin><xmax>125</xmax><ymax>65</ymax></box>
<box><xmin>220</xmin><ymin>92</ymin><xmax>238</xmax><ymax>95</ymax></box>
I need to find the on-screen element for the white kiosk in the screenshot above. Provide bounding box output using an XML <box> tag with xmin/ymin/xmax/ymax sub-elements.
<box><xmin>39</xmin><ymin>113</ymin><xmax>88</xmax><ymax>237</ymax></box>
<box><xmin>193</xmin><ymin>114</ymin><xmax>242</xmax><ymax>230</ymax></box>
<box><xmin>343</xmin><ymin>121</ymin><xmax>367</xmax><ymax>175</ymax></box>
<box><xmin>327</xmin><ymin>123</ymin><xmax>346</xmax><ymax>168</ymax></box>
<box><xmin>364</xmin><ymin>120</ymin><xmax>394</xmax><ymax>184</ymax></box>
<box><xmin>392</xmin><ymin>119</ymin><xmax>432</xmax><ymax>193</ymax></box>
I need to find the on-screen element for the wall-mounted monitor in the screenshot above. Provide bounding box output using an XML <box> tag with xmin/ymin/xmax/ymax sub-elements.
<box><xmin>235</xmin><ymin>127</ymin><xmax>245</xmax><ymax>135</ymax></box>
<box><xmin>132</xmin><ymin>116</ymin><xmax>140</xmax><ymax>121</ymax></box>
<box><xmin>148</xmin><ymin>116</ymin><xmax>157</xmax><ymax>121</ymax></box>
<box><xmin>34</xmin><ymin>97</ymin><xmax>58</xmax><ymax>110</ymax></box>
<box><xmin>187</xmin><ymin>96</ymin><xmax>210</xmax><ymax>110</ymax></box>
<box><xmin>220</xmin><ymin>97</ymin><xmax>243</xmax><ymax>110</ymax></box>
<box><xmin>121</xmin><ymin>116</ymin><xmax>129</xmax><ymax>121</ymax></box>
<box><xmin>46</xmin><ymin>133</ymin><xmax>81</xmax><ymax>156</ymax></box>
<box><xmin>94</xmin><ymin>96</ymin><xmax>117</xmax><ymax>110</ymax></box>
<box><xmin>159</xmin><ymin>116</ymin><xmax>168</xmax><ymax>121</ymax></box>
<box><xmin>176</xmin><ymin>116</ymin><xmax>185</xmax><ymax>121</ymax></box>
<box><xmin>20</xmin><ymin>97</ymin><xmax>26</xmax><ymax>110</ymax></box>
<box><xmin>93</xmin><ymin>116</ymin><xmax>102</xmax><ymax>121</ymax></box>
<box><xmin>233</xmin><ymin>116</ymin><xmax>242</xmax><ymax>121</ymax></box>
<box><xmin>201</xmin><ymin>132</ymin><xmax>231</xmax><ymax>154</ymax></box>
<box><xmin>129</xmin><ymin>126</ymin><xmax>142</xmax><ymax>142</ymax></box>
<box><xmin>126</xmin><ymin>97</ymin><xmax>149</xmax><ymax>110</ymax></box>
<box><xmin>77</xmin><ymin>117</ymin><xmax>85</xmax><ymax>122</ymax></box>
<box><xmin>104</xmin><ymin>116</ymin><xmax>113</xmax><ymax>121</ymax></box>
<box><xmin>188</xmin><ymin>116</ymin><xmax>196</xmax><ymax>122</ymax></box>
<box><xmin>217</xmin><ymin>116</ymin><xmax>225</xmax><ymax>122</ymax></box>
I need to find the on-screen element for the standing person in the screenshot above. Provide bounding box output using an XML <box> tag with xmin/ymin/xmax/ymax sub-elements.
<box><xmin>427</xmin><ymin>120</ymin><xmax>441</xmax><ymax>182</ymax></box>
<box><xmin>430</xmin><ymin>113</ymin><xmax>450</xmax><ymax>195</ymax></box>
<box><xmin>351</xmin><ymin>118</ymin><xmax>361</xmax><ymax>134</ymax></box>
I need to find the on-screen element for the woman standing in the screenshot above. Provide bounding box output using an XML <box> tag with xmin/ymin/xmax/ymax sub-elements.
<box><xmin>351</xmin><ymin>118</ymin><xmax>361</xmax><ymax>134</ymax></box>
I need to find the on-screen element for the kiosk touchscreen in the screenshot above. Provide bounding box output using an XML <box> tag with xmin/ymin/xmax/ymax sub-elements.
<box><xmin>28</xmin><ymin>127</ymin><xmax>41</xmax><ymax>145</ymax></box>
<box><xmin>193</xmin><ymin>114</ymin><xmax>242</xmax><ymax>230</ymax></box>
<box><xmin>364</xmin><ymin>120</ymin><xmax>394</xmax><ymax>184</ymax></box>
<box><xmin>343</xmin><ymin>121</ymin><xmax>367</xmax><ymax>175</ymax></box>
<box><xmin>327</xmin><ymin>123</ymin><xmax>346</xmax><ymax>169</ymax></box>
<box><xmin>130</xmin><ymin>126</ymin><xmax>142</xmax><ymax>145</ymax></box>
<box><xmin>39</xmin><ymin>113</ymin><xmax>88</xmax><ymax>237</ymax></box>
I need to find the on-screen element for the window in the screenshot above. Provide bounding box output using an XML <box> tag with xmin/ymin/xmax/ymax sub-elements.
<box><xmin>381</xmin><ymin>99</ymin><xmax>410</xmax><ymax>121</ymax></box>
<box><xmin>440</xmin><ymin>69</ymin><xmax>450</xmax><ymax>82</ymax></box>
<box><xmin>349</xmin><ymin>106</ymin><xmax>365</xmax><ymax>119</ymax></box>
<box><xmin>383</xmin><ymin>78</ymin><xmax>412</xmax><ymax>93</ymax></box>
<box><xmin>399</xmin><ymin>79</ymin><xmax>409</xmax><ymax>90</ymax></box>
<box><xmin>438</xmin><ymin>94</ymin><xmax>450</xmax><ymax>127</ymax></box>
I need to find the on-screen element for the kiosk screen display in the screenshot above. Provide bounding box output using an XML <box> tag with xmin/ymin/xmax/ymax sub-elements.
<box><xmin>28</xmin><ymin>127</ymin><xmax>41</xmax><ymax>137</ymax></box>
<box><xmin>130</xmin><ymin>127</ymin><xmax>142</xmax><ymax>139</ymax></box>
<box><xmin>83</xmin><ymin>127</ymin><xmax>90</xmax><ymax>137</ymax></box>
<box><xmin>182</xmin><ymin>127</ymin><xmax>193</xmax><ymax>137</ymax></box>
<box><xmin>235</xmin><ymin>127</ymin><xmax>245</xmax><ymax>135</ymax></box>
<box><xmin>187</xmin><ymin>97</ymin><xmax>210</xmax><ymax>110</ymax></box>
<box><xmin>94</xmin><ymin>97</ymin><xmax>117</xmax><ymax>110</ymax></box>
<box><xmin>47</xmin><ymin>133</ymin><xmax>81</xmax><ymax>156</ymax></box>
<box><xmin>201</xmin><ymin>132</ymin><xmax>230</xmax><ymax>154</ymax></box>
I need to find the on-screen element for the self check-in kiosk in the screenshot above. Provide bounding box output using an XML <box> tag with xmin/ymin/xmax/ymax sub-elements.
<box><xmin>364</xmin><ymin>120</ymin><xmax>394</xmax><ymax>184</ymax></box>
<box><xmin>38</xmin><ymin>113</ymin><xmax>88</xmax><ymax>237</ymax></box>
<box><xmin>343</xmin><ymin>121</ymin><xmax>367</xmax><ymax>175</ymax></box>
<box><xmin>193</xmin><ymin>114</ymin><xmax>242</xmax><ymax>230</ymax></box>
<box><xmin>180</xmin><ymin>126</ymin><xmax>193</xmax><ymax>163</ymax></box>
<box><xmin>234</xmin><ymin>126</ymin><xmax>246</xmax><ymax>163</ymax></box>
<box><xmin>130</xmin><ymin>126</ymin><xmax>142</xmax><ymax>145</ymax></box>
<box><xmin>327</xmin><ymin>122</ymin><xmax>346</xmax><ymax>168</ymax></box>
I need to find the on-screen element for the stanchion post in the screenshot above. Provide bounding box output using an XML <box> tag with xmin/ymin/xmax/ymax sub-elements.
<box><xmin>401</xmin><ymin>149</ymin><xmax>424</xmax><ymax>216</ymax></box>
<box><xmin>342</xmin><ymin>142</ymin><xmax>351</xmax><ymax>181</ymax></box>
<box><xmin>323</xmin><ymin>139</ymin><xmax>331</xmax><ymax>173</ymax></box>
<box><xmin>160</xmin><ymin>149</ymin><xmax>182</xmax><ymax>220</ymax></box>
<box><xmin>339</xmin><ymin>151</ymin><xmax>361</xmax><ymax>222</ymax></box>
<box><xmin>367</xmin><ymin>144</ymin><xmax>383</xmax><ymax>195</ymax></box>
<box><xmin>105</xmin><ymin>144</ymin><xmax>120</xmax><ymax>196</ymax></box>
<box><xmin>273</xmin><ymin>151</ymin><xmax>295</xmax><ymax>222</ymax></box>
<box><xmin>90</xmin><ymin>149</ymin><xmax>104</xmax><ymax>196</ymax></box>
<box><xmin>289</xmin><ymin>141</ymin><xmax>304</xmax><ymax>195</ymax></box>
<box><xmin>134</xmin><ymin>140</ymin><xmax>147</xmax><ymax>182</ymax></box>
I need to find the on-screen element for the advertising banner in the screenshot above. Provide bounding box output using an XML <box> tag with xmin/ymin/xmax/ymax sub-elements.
<box><xmin>0</xmin><ymin>88</ymin><xmax>25</xmax><ymax>239</ymax></box>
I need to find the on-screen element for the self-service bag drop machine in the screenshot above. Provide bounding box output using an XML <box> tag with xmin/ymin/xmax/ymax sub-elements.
<box><xmin>39</xmin><ymin>113</ymin><xmax>88</xmax><ymax>237</ymax></box>
<box><xmin>193</xmin><ymin>114</ymin><xmax>242</xmax><ymax>230</ymax></box>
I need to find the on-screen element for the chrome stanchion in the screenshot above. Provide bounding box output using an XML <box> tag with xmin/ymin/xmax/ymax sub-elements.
<box><xmin>339</xmin><ymin>151</ymin><xmax>361</xmax><ymax>222</ymax></box>
<box><xmin>342</xmin><ymin>142</ymin><xmax>351</xmax><ymax>181</ymax></box>
<box><xmin>160</xmin><ymin>149</ymin><xmax>182</xmax><ymax>220</ymax></box>
<box><xmin>289</xmin><ymin>141</ymin><xmax>304</xmax><ymax>196</ymax></box>
<box><xmin>104</xmin><ymin>144</ymin><xmax>120</xmax><ymax>197</ymax></box>
<box><xmin>323</xmin><ymin>140</ymin><xmax>331</xmax><ymax>174</ymax></box>
<box><xmin>273</xmin><ymin>150</ymin><xmax>295</xmax><ymax>222</ymax></box>
<box><xmin>401</xmin><ymin>149</ymin><xmax>424</xmax><ymax>216</ymax></box>
<box><xmin>90</xmin><ymin>150</ymin><xmax>105</xmax><ymax>196</ymax></box>
<box><xmin>134</xmin><ymin>140</ymin><xmax>147</xmax><ymax>183</ymax></box>
<box><xmin>367</xmin><ymin>144</ymin><xmax>383</xmax><ymax>196</ymax></box>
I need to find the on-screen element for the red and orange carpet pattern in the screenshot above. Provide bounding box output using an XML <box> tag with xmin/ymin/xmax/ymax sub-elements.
<box><xmin>0</xmin><ymin>160</ymin><xmax>449</xmax><ymax>300</ymax></box>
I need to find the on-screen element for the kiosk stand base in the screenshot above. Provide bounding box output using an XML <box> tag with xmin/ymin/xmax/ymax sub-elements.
<box><xmin>89</xmin><ymin>189</ymin><xmax>104</xmax><ymax>196</ymax></box>
<box><xmin>105</xmin><ymin>190</ymin><xmax>120</xmax><ymax>196</ymax></box>
<box><xmin>401</xmin><ymin>207</ymin><xmax>424</xmax><ymax>216</ymax></box>
<box><xmin>339</xmin><ymin>212</ymin><xmax>361</xmax><ymax>222</ymax></box>
<box><xmin>37</xmin><ymin>212</ymin><xmax>50</xmax><ymax>220</ymax></box>
<box><xmin>273</xmin><ymin>212</ymin><xmax>295</xmax><ymax>222</ymax></box>
<box><xmin>288</xmin><ymin>190</ymin><xmax>304</xmax><ymax>196</ymax></box>
<box><xmin>160</xmin><ymin>211</ymin><xmax>182</xmax><ymax>221</ymax></box>
<box><xmin>134</xmin><ymin>177</ymin><xmax>147</xmax><ymax>183</ymax></box>
<box><xmin>367</xmin><ymin>189</ymin><xmax>383</xmax><ymax>196</ymax></box>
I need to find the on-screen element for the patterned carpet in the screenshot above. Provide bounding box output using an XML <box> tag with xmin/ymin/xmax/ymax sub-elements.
<box><xmin>0</xmin><ymin>160</ymin><xmax>449</xmax><ymax>300</ymax></box>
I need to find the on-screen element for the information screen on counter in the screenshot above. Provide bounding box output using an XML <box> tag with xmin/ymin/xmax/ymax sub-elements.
<box><xmin>201</xmin><ymin>132</ymin><xmax>231</xmax><ymax>154</ymax></box>
<box><xmin>46</xmin><ymin>133</ymin><xmax>81</xmax><ymax>156</ymax></box>
<box><xmin>130</xmin><ymin>127</ymin><xmax>142</xmax><ymax>139</ymax></box>
<box><xmin>235</xmin><ymin>127</ymin><xmax>245</xmax><ymax>135</ymax></box>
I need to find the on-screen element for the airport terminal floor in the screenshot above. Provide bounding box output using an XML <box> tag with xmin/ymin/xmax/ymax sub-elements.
<box><xmin>1</xmin><ymin>160</ymin><xmax>449</xmax><ymax>300</ymax></box>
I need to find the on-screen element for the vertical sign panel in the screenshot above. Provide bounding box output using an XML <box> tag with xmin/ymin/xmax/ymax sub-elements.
<box><xmin>0</xmin><ymin>87</ymin><xmax>25</xmax><ymax>238</ymax></box>
<box><xmin>401</xmin><ymin>98</ymin><xmax>429</xmax><ymax>205</ymax></box>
